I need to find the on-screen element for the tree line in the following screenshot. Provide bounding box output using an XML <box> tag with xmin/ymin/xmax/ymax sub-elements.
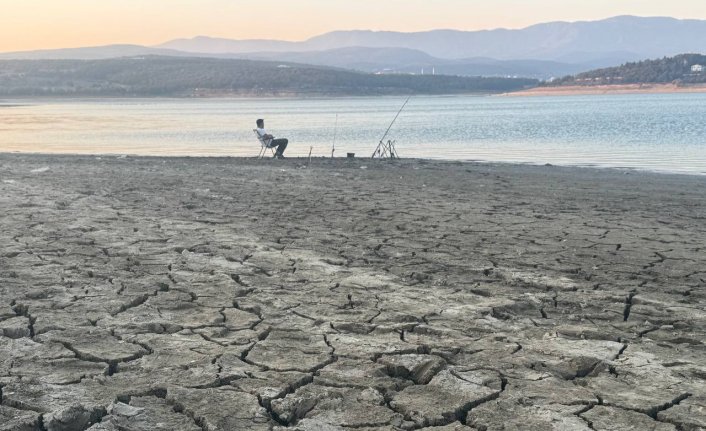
<box><xmin>549</xmin><ymin>54</ymin><xmax>706</xmax><ymax>86</ymax></box>
<box><xmin>0</xmin><ymin>56</ymin><xmax>538</xmax><ymax>97</ymax></box>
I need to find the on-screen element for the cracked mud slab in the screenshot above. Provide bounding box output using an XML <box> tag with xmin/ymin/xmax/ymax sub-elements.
<box><xmin>1</xmin><ymin>154</ymin><xmax>705</xmax><ymax>430</ymax></box>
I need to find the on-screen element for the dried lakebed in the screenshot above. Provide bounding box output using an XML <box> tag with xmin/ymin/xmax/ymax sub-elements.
<box><xmin>1</xmin><ymin>154</ymin><xmax>705</xmax><ymax>431</ymax></box>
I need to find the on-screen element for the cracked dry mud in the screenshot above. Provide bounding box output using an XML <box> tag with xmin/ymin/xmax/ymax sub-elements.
<box><xmin>1</xmin><ymin>154</ymin><xmax>705</xmax><ymax>431</ymax></box>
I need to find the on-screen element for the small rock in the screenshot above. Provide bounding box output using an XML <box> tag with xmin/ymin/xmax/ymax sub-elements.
<box><xmin>377</xmin><ymin>354</ymin><xmax>446</xmax><ymax>384</ymax></box>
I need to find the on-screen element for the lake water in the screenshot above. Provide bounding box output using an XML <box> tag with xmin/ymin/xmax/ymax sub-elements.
<box><xmin>1</xmin><ymin>94</ymin><xmax>706</xmax><ymax>175</ymax></box>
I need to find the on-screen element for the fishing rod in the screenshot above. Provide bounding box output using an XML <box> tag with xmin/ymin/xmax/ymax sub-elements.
<box><xmin>332</xmin><ymin>113</ymin><xmax>338</xmax><ymax>158</ymax></box>
<box><xmin>372</xmin><ymin>96</ymin><xmax>410</xmax><ymax>158</ymax></box>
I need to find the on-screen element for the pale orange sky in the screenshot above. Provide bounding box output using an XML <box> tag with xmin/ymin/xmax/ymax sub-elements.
<box><xmin>2</xmin><ymin>0</ymin><xmax>706</xmax><ymax>52</ymax></box>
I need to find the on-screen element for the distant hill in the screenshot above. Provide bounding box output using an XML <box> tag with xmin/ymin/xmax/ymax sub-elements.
<box><xmin>158</xmin><ymin>16</ymin><xmax>706</xmax><ymax>64</ymax></box>
<box><xmin>0</xmin><ymin>45</ymin><xmax>586</xmax><ymax>80</ymax></box>
<box><xmin>156</xmin><ymin>36</ymin><xmax>298</xmax><ymax>55</ymax></box>
<box><xmin>237</xmin><ymin>47</ymin><xmax>588</xmax><ymax>79</ymax></box>
<box><xmin>549</xmin><ymin>54</ymin><xmax>706</xmax><ymax>86</ymax></box>
<box><xmin>0</xmin><ymin>44</ymin><xmax>188</xmax><ymax>60</ymax></box>
<box><xmin>0</xmin><ymin>56</ymin><xmax>537</xmax><ymax>97</ymax></box>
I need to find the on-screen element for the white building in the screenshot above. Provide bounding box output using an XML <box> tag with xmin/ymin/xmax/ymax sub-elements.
<box><xmin>691</xmin><ymin>64</ymin><xmax>704</xmax><ymax>73</ymax></box>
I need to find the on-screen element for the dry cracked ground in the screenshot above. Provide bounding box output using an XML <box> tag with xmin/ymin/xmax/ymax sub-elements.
<box><xmin>1</xmin><ymin>154</ymin><xmax>705</xmax><ymax>431</ymax></box>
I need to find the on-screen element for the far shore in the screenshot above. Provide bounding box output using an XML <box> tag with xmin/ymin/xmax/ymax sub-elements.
<box><xmin>8</xmin><ymin>84</ymin><xmax>706</xmax><ymax>100</ymax></box>
<box><xmin>505</xmin><ymin>83</ymin><xmax>706</xmax><ymax>97</ymax></box>
<box><xmin>0</xmin><ymin>91</ymin><xmax>497</xmax><ymax>100</ymax></box>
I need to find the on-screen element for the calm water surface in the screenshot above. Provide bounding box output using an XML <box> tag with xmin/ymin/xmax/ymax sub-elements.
<box><xmin>1</xmin><ymin>94</ymin><xmax>705</xmax><ymax>174</ymax></box>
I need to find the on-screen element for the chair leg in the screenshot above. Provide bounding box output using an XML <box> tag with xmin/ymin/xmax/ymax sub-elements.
<box><xmin>256</xmin><ymin>146</ymin><xmax>276</xmax><ymax>159</ymax></box>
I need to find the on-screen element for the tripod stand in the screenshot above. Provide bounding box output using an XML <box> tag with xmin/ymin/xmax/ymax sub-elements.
<box><xmin>372</xmin><ymin>139</ymin><xmax>399</xmax><ymax>159</ymax></box>
<box><xmin>372</xmin><ymin>97</ymin><xmax>409</xmax><ymax>159</ymax></box>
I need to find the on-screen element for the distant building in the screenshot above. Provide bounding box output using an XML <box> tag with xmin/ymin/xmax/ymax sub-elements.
<box><xmin>691</xmin><ymin>64</ymin><xmax>704</xmax><ymax>73</ymax></box>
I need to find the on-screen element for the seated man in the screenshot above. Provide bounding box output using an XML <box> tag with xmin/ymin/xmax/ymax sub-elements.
<box><xmin>256</xmin><ymin>118</ymin><xmax>288</xmax><ymax>159</ymax></box>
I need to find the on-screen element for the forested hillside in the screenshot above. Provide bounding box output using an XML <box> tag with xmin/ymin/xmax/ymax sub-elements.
<box><xmin>0</xmin><ymin>56</ymin><xmax>537</xmax><ymax>96</ymax></box>
<box><xmin>550</xmin><ymin>54</ymin><xmax>706</xmax><ymax>86</ymax></box>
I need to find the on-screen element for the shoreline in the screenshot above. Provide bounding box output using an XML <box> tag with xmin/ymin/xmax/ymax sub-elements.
<box><xmin>505</xmin><ymin>83</ymin><xmax>706</xmax><ymax>97</ymax></box>
<box><xmin>5</xmin><ymin>84</ymin><xmax>706</xmax><ymax>100</ymax></box>
<box><xmin>2</xmin><ymin>151</ymin><xmax>704</xmax><ymax>178</ymax></box>
<box><xmin>0</xmin><ymin>91</ymin><xmax>498</xmax><ymax>101</ymax></box>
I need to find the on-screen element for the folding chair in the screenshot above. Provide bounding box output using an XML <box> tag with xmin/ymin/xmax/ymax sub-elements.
<box><xmin>254</xmin><ymin>129</ymin><xmax>276</xmax><ymax>159</ymax></box>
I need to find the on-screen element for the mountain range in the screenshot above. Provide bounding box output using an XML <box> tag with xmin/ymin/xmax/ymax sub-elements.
<box><xmin>158</xmin><ymin>16</ymin><xmax>706</xmax><ymax>61</ymax></box>
<box><xmin>2</xmin><ymin>16</ymin><xmax>706</xmax><ymax>79</ymax></box>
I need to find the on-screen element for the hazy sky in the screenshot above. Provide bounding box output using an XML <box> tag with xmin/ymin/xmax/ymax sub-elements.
<box><xmin>3</xmin><ymin>0</ymin><xmax>706</xmax><ymax>52</ymax></box>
